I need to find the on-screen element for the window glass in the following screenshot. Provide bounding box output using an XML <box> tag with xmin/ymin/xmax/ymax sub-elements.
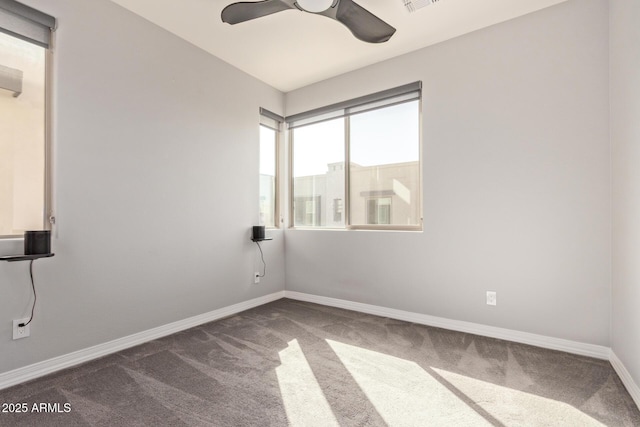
<box><xmin>333</xmin><ymin>198</ymin><xmax>343</xmax><ymax>222</ymax></box>
<box><xmin>289</xmin><ymin>86</ymin><xmax>421</xmax><ymax>231</ymax></box>
<box><xmin>292</xmin><ymin>118</ymin><xmax>345</xmax><ymax>228</ymax></box>
<box><xmin>259</xmin><ymin>125</ymin><xmax>276</xmax><ymax>227</ymax></box>
<box><xmin>0</xmin><ymin>31</ymin><xmax>46</xmax><ymax>237</ymax></box>
<box><xmin>366</xmin><ymin>197</ymin><xmax>392</xmax><ymax>225</ymax></box>
<box><xmin>350</xmin><ymin>101</ymin><xmax>420</xmax><ymax>227</ymax></box>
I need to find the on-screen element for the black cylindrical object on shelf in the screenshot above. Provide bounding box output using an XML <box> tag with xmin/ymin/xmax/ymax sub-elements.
<box><xmin>252</xmin><ymin>226</ymin><xmax>266</xmax><ymax>241</ymax></box>
<box><xmin>24</xmin><ymin>230</ymin><xmax>51</xmax><ymax>255</ymax></box>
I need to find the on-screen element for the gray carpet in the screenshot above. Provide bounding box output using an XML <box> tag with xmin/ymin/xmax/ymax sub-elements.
<box><xmin>0</xmin><ymin>298</ymin><xmax>638</xmax><ymax>426</ymax></box>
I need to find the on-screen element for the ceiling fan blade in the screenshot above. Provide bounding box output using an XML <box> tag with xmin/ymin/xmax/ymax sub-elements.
<box><xmin>333</xmin><ymin>0</ymin><xmax>396</xmax><ymax>43</ymax></box>
<box><xmin>222</xmin><ymin>0</ymin><xmax>295</xmax><ymax>25</ymax></box>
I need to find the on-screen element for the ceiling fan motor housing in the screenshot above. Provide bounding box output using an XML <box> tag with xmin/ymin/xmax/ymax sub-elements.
<box><xmin>296</xmin><ymin>0</ymin><xmax>335</xmax><ymax>13</ymax></box>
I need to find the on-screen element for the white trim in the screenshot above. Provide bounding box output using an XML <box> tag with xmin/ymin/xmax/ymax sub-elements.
<box><xmin>0</xmin><ymin>291</ymin><xmax>285</xmax><ymax>391</ymax></box>
<box><xmin>4</xmin><ymin>288</ymin><xmax>637</xmax><ymax>413</ymax></box>
<box><xmin>283</xmin><ymin>291</ymin><xmax>611</xmax><ymax>360</ymax></box>
<box><xmin>610</xmin><ymin>351</ymin><xmax>640</xmax><ymax>410</ymax></box>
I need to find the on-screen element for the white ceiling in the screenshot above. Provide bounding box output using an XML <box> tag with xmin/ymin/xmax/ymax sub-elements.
<box><xmin>109</xmin><ymin>0</ymin><xmax>567</xmax><ymax>92</ymax></box>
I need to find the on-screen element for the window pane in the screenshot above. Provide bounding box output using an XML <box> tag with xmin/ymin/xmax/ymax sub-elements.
<box><xmin>366</xmin><ymin>197</ymin><xmax>392</xmax><ymax>225</ymax></box>
<box><xmin>259</xmin><ymin>125</ymin><xmax>276</xmax><ymax>227</ymax></box>
<box><xmin>0</xmin><ymin>32</ymin><xmax>46</xmax><ymax>237</ymax></box>
<box><xmin>292</xmin><ymin>118</ymin><xmax>345</xmax><ymax>227</ymax></box>
<box><xmin>350</xmin><ymin>101</ymin><xmax>420</xmax><ymax>227</ymax></box>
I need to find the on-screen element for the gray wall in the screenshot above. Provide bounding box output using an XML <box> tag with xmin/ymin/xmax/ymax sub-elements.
<box><xmin>611</xmin><ymin>0</ymin><xmax>640</xmax><ymax>389</ymax></box>
<box><xmin>285</xmin><ymin>0</ymin><xmax>611</xmax><ymax>345</ymax></box>
<box><xmin>0</xmin><ymin>0</ymin><xmax>284</xmax><ymax>374</ymax></box>
<box><xmin>0</xmin><ymin>0</ymin><xmax>619</xmax><ymax>379</ymax></box>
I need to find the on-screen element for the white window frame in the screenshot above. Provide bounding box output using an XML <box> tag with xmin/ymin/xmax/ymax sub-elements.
<box><xmin>287</xmin><ymin>82</ymin><xmax>423</xmax><ymax>232</ymax></box>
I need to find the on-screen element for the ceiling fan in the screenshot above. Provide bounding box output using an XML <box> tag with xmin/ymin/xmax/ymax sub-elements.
<box><xmin>221</xmin><ymin>0</ymin><xmax>396</xmax><ymax>44</ymax></box>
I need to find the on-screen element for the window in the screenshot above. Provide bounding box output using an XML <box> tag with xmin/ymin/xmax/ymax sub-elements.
<box><xmin>259</xmin><ymin>109</ymin><xmax>282</xmax><ymax>228</ymax></box>
<box><xmin>293</xmin><ymin>196</ymin><xmax>321</xmax><ymax>226</ymax></box>
<box><xmin>288</xmin><ymin>82</ymin><xmax>421</xmax><ymax>230</ymax></box>
<box><xmin>366</xmin><ymin>197</ymin><xmax>391</xmax><ymax>225</ymax></box>
<box><xmin>333</xmin><ymin>198</ymin><xmax>343</xmax><ymax>222</ymax></box>
<box><xmin>0</xmin><ymin>2</ymin><xmax>55</xmax><ymax>238</ymax></box>
<box><xmin>291</xmin><ymin>118</ymin><xmax>345</xmax><ymax>228</ymax></box>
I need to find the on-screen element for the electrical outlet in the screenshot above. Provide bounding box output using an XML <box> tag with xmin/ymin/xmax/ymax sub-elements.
<box><xmin>254</xmin><ymin>272</ymin><xmax>260</xmax><ymax>284</ymax></box>
<box><xmin>486</xmin><ymin>291</ymin><xmax>497</xmax><ymax>306</ymax></box>
<box><xmin>13</xmin><ymin>318</ymin><xmax>30</xmax><ymax>340</ymax></box>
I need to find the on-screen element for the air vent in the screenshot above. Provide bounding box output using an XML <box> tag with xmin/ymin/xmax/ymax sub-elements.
<box><xmin>402</xmin><ymin>0</ymin><xmax>440</xmax><ymax>13</ymax></box>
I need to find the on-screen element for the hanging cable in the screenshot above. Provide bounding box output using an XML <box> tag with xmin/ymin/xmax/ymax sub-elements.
<box><xmin>255</xmin><ymin>241</ymin><xmax>266</xmax><ymax>277</ymax></box>
<box><xmin>19</xmin><ymin>260</ymin><xmax>37</xmax><ymax>327</ymax></box>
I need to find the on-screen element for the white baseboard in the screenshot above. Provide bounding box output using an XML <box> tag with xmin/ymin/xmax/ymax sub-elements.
<box><xmin>4</xmin><ymin>288</ymin><xmax>637</xmax><ymax>413</ymax></box>
<box><xmin>0</xmin><ymin>291</ymin><xmax>285</xmax><ymax>391</ymax></box>
<box><xmin>291</xmin><ymin>288</ymin><xmax>636</xmax><ymax>410</ymax></box>
<box><xmin>283</xmin><ymin>291</ymin><xmax>611</xmax><ymax>360</ymax></box>
<box><xmin>610</xmin><ymin>351</ymin><xmax>640</xmax><ymax>410</ymax></box>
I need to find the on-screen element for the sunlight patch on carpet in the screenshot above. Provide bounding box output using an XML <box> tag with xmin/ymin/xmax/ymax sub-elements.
<box><xmin>432</xmin><ymin>367</ymin><xmax>606</xmax><ymax>426</ymax></box>
<box><xmin>327</xmin><ymin>339</ymin><xmax>492</xmax><ymax>426</ymax></box>
<box><xmin>276</xmin><ymin>339</ymin><xmax>340</xmax><ymax>426</ymax></box>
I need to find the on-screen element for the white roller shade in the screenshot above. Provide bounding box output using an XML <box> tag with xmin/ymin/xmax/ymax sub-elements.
<box><xmin>286</xmin><ymin>82</ymin><xmax>421</xmax><ymax>129</ymax></box>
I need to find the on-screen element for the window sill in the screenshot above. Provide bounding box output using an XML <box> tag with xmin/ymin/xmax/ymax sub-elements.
<box><xmin>0</xmin><ymin>237</ymin><xmax>26</xmax><ymax>257</ymax></box>
<box><xmin>288</xmin><ymin>226</ymin><xmax>423</xmax><ymax>233</ymax></box>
